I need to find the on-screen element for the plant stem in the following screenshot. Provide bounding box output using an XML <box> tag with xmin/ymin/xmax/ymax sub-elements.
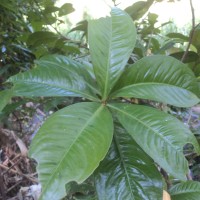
<box><xmin>181</xmin><ymin>0</ymin><xmax>195</xmax><ymax>62</ymax></box>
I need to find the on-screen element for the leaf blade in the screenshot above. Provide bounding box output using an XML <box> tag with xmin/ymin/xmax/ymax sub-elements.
<box><xmin>0</xmin><ymin>89</ymin><xmax>13</xmax><ymax>112</ymax></box>
<box><xmin>108</xmin><ymin>103</ymin><xmax>200</xmax><ymax>180</ymax></box>
<box><xmin>8</xmin><ymin>55</ymin><xmax>99</xmax><ymax>101</ymax></box>
<box><xmin>88</xmin><ymin>8</ymin><xmax>136</xmax><ymax>100</ymax></box>
<box><xmin>111</xmin><ymin>55</ymin><xmax>199</xmax><ymax>107</ymax></box>
<box><xmin>95</xmin><ymin>123</ymin><xmax>163</xmax><ymax>200</ymax></box>
<box><xmin>169</xmin><ymin>181</ymin><xmax>200</xmax><ymax>200</ymax></box>
<box><xmin>29</xmin><ymin>102</ymin><xmax>113</xmax><ymax>200</ymax></box>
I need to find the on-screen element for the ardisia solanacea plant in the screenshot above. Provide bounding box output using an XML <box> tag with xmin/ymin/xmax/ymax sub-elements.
<box><xmin>2</xmin><ymin>7</ymin><xmax>200</xmax><ymax>200</ymax></box>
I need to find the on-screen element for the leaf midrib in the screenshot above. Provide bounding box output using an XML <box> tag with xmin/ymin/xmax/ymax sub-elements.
<box><xmin>114</xmin><ymin>133</ymin><xmax>140</xmax><ymax>199</ymax></box>
<box><xmin>171</xmin><ymin>191</ymin><xmax>200</xmax><ymax>196</ymax></box>
<box><xmin>102</xmin><ymin>18</ymin><xmax>112</xmax><ymax>100</ymax></box>
<box><xmin>13</xmin><ymin>80</ymin><xmax>98</xmax><ymax>101</ymax></box>
<box><xmin>112</xmin><ymin>82</ymin><xmax>196</xmax><ymax>97</ymax></box>
<box><xmin>41</xmin><ymin>104</ymin><xmax>104</xmax><ymax>196</ymax></box>
<box><xmin>109</xmin><ymin>104</ymin><xmax>182</xmax><ymax>152</ymax></box>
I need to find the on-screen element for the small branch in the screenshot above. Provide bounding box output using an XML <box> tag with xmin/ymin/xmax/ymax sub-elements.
<box><xmin>33</xmin><ymin>0</ymin><xmax>67</xmax><ymax>39</ymax></box>
<box><xmin>2</xmin><ymin>157</ymin><xmax>22</xmax><ymax>175</ymax></box>
<box><xmin>160</xmin><ymin>168</ymin><xmax>172</xmax><ymax>189</ymax></box>
<box><xmin>0</xmin><ymin>164</ymin><xmax>38</xmax><ymax>183</ymax></box>
<box><xmin>146</xmin><ymin>30</ymin><xmax>154</xmax><ymax>56</ymax></box>
<box><xmin>186</xmin><ymin>172</ymin><xmax>193</xmax><ymax>180</ymax></box>
<box><xmin>0</xmin><ymin>168</ymin><xmax>6</xmax><ymax>200</ymax></box>
<box><xmin>181</xmin><ymin>0</ymin><xmax>195</xmax><ymax>62</ymax></box>
<box><xmin>33</xmin><ymin>0</ymin><xmax>88</xmax><ymax>49</ymax></box>
<box><xmin>6</xmin><ymin>181</ymin><xmax>22</xmax><ymax>193</ymax></box>
<box><xmin>12</xmin><ymin>112</ymin><xmax>22</xmax><ymax>133</ymax></box>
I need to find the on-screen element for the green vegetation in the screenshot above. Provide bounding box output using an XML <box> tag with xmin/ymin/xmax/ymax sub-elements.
<box><xmin>1</xmin><ymin>0</ymin><xmax>200</xmax><ymax>199</ymax></box>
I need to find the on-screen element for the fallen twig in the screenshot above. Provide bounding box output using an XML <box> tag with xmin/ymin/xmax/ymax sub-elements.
<box><xmin>0</xmin><ymin>164</ymin><xmax>38</xmax><ymax>183</ymax></box>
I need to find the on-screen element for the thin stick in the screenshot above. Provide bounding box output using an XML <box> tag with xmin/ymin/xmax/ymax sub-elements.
<box><xmin>181</xmin><ymin>0</ymin><xmax>195</xmax><ymax>62</ymax></box>
<box><xmin>186</xmin><ymin>172</ymin><xmax>193</xmax><ymax>180</ymax></box>
<box><xmin>6</xmin><ymin>181</ymin><xmax>22</xmax><ymax>193</ymax></box>
<box><xmin>0</xmin><ymin>164</ymin><xmax>38</xmax><ymax>183</ymax></box>
<box><xmin>0</xmin><ymin>168</ymin><xmax>6</xmax><ymax>199</ymax></box>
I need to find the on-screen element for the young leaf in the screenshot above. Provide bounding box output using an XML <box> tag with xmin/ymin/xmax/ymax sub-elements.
<box><xmin>29</xmin><ymin>102</ymin><xmax>113</xmax><ymax>200</ymax></box>
<box><xmin>125</xmin><ymin>0</ymin><xmax>154</xmax><ymax>21</ymax></box>
<box><xmin>26</xmin><ymin>31</ymin><xmax>58</xmax><ymax>47</ymax></box>
<box><xmin>58</xmin><ymin>3</ymin><xmax>75</xmax><ymax>17</ymax></box>
<box><xmin>111</xmin><ymin>55</ymin><xmax>199</xmax><ymax>107</ymax></box>
<box><xmin>8</xmin><ymin>55</ymin><xmax>99</xmax><ymax>101</ymax></box>
<box><xmin>95</xmin><ymin>123</ymin><xmax>163</xmax><ymax>200</ymax></box>
<box><xmin>108</xmin><ymin>103</ymin><xmax>200</xmax><ymax>180</ymax></box>
<box><xmin>88</xmin><ymin>7</ymin><xmax>136</xmax><ymax>100</ymax></box>
<box><xmin>0</xmin><ymin>89</ymin><xmax>13</xmax><ymax>112</ymax></box>
<box><xmin>166</xmin><ymin>33</ymin><xmax>189</xmax><ymax>42</ymax></box>
<box><xmin>169</xmin><ymin>181</ymin><xmax>200</xmax><ymax>200</ymax></box>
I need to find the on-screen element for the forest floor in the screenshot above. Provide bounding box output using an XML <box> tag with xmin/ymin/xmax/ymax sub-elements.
<box><xmin>0</xmin><ymin>101</ymin><xmax>200</xmax><ymax>200</ymax></box>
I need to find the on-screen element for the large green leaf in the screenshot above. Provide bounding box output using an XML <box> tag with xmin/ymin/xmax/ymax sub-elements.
<box><xmin>125</xmin><ymin>0</ymin><xmax>154</xmax><ymax>21</ymax></box>
<box><xmin>111</xmin><ymin>55</ymin><xmax>199</xmax><ymax>107</ymax></box>
<box><xmin>8</xmin><ymin>55</ymin><xmax>99</xmax><ymax>101</ymax></box>
<box><xmin>88</xmin><ymin>7</ymin><xmax>136</xmax><ymax>100</ymax></box>
<box><xmin>0</xmin><ymin>89</ymin><xmax>13</xmax><ymax>112</ymax></box>
<box><xmin>95</xmin><ymin>123</ymin><xmax>163</xmax><ymax>200</ymax></box>
<box><xmin>29</xmin><ymin>102</ymin><xmax>113</xmax><ymax>200</ymax></box>
<box><xmin>26</xmin><ymin>31</ymin><xmax>59</xmax><ymax>48</ymax></box>
<box><xmin>108</xmin><ymin>103</ymin><xmax>200</xmax><ymax>180</ymax></box>
<box><xmin>169</xmin><ymin>181</ymin><xmax>200</xmax><ymax>200</ymax></box>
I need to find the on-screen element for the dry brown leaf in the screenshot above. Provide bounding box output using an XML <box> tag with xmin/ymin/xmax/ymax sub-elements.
<box><xmin>163</xmin><ymin>190</ymin><xmax>171</xmax><ymax>200</ymax></box>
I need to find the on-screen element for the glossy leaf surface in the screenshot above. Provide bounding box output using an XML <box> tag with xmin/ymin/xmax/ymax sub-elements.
<box><xmin>88</xmin><ymin>7</ymin><xmax>136</xmax><ymax>100</ymax></box>
<box><xmin>109</xmin><ymin>103</ymin><xmax>200</xmax><ymax>180</ymax></box>
<box><xmin>8</xmin><ymin>55</ymin><xmax>99</xmax><ymax>101</ymax></box>
<box><xmin>169</xmin><ymin>181</ymin><xmax>200</xmax><ymax>200</ymax></box>
<box><xmin>95</xmin><ymin>123</ymin><xmax>163</xmax><ymax>200</ymax></box>
<box><xmin>111</xmin><ymin>55</ymin><xmax>199</xmax><ymax>107</ymax></box>
<box><xmin>29</xmin><ymin>102</ymin><xmax>113</xmax><ymax>200</ymax></box>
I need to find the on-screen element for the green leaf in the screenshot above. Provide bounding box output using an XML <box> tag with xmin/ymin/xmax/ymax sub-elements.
<box><xmin>95</xmin><ymin>123</ymin><xmax>163</xmax><ymax>200</ymax></box>
<box><xmin>27</xmin><ymin>31</ymin><xmax>59</xmax><ymax>48</ymax></box>
<box><xmin>70</xmin><ymin>20</ymin><xmax>88</xmax><ymax>34</ymax></box>
<box><xmin>170</xmin><ymin>51</ymin><xmax>199</xmax><ymax>63</ymax></box>
<box><xmin>43</xmin><ymin>6</ymin><xmax>59</xmax><ymax>14</ymax></box>
<box><xmin>111</xmin><ymin>55</ymin><xmax>199</xmax><ymax>107</ymax></box>
<box><xmin>88</xmin><ymin>7</ymin><xmax>136</xmax><ymax>100</ymax></box>
<box><xmin>169</xmin><ymin>181</ymin><xmax>200</xmax><ymax>200</ymax></box>
<box><xmin>125</xmin><ymin>0</ymin><xmax>154</xmax><ymax>21</ymax></box>
<box><xmin>192</xmin><ymin>24</ymin><xmax>200</xmax><ymax>51</ymax></box>
<box><xmin>148</xmin><ymin>13</ymin><xmax>158</xmax><ymax>25</ymax></box>
<box><xmin>0</xmin><ymin>0</ymin><xmax>16</xmax><ymax>12</ymax></box>
<box><xmin>29</xmin><ymin>102</ymin><xmax>113</xmax><ymax>200</ymax></box>
<box><xmin>0</xmin><ymin>100</ymin><xmax>27</xmax><ymax>120</ymax></box>
<box><xmin>8</xmin><ymin>55</ymin><xmax>99</xmax><ymax>101</ymax></box>
<box><xmin>0</xmin><ymin>89</ymin><xmax>13</xmax><ymax>112</ymax></box>
<box><xmin>108</xmin><ymin>103</ymin><xmax>200</xmax><ymax>180</ymax></box>
<box><xmin>58</xmin><ymin>3</ymin><xmax>75</xmax><ymax>17</ymax></box>
<box><xmin>166</xmin><ymin>33</ymin><xmax>189</xmax><ymax>41</ymax></box>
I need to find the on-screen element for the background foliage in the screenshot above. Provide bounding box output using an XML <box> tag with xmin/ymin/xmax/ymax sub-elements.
<box><xmin>1</xmin><ymin>0</ymin><xmax>200</xmax><ymax>200</ymax></box>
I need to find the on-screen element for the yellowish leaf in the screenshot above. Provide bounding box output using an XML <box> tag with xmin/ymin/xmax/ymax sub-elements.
<box><xmin>163</xmin><ymin>190</ymin><xmax>171</xmax><ymax>200</ymax></box>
